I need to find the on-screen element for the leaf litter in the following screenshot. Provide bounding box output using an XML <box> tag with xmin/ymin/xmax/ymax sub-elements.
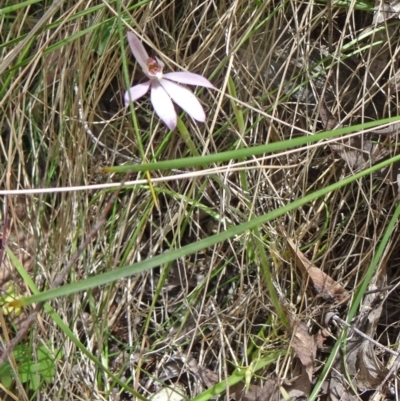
<box><xmin>284</xmin><ymin>231</ymin><xmax>349</xmax><ymax>304</ymax></box>
<box><xmin>319</xmin><ymin>100</ymin><xmax>400</xmax><ymax>197</ymax></box>
<box><xmin>327</xmin><ymin>276</ymin><xmax>390</xmax><ymax>400</ymax></box>
<box><xmin>4</xmin><ymin>0</ymin><xmax>400</xmax><ymax>400</ymax></box>
<box><xmin>282</xmin><ymin>229</ymin><xmax>400</xmax><ymax>399</ymax></box>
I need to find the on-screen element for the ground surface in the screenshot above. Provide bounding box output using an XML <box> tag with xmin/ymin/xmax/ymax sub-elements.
<box><xmin>1</xmin><ymin>0</ymin><xmax>400</xmax><ymax>400</ymax></box>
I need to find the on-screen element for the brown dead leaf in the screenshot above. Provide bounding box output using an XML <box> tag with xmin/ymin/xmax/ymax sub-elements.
<box><xmin>353</xmin><ymin>278</ymin><xmax>388</xmax><ymax>391</ymax></box>
<box><xmin>388</xmin><ymin>68</ymin><xmax>400</xmax><ymax>93</ymax></box>
<box><xmin>359</xmin><ymin>10</ymin><xmax>398</xmax><ymax>101</ymax></box>
<box><xmin>182</xmin><ymin>353</ymin><xmax>219</xmax><ymax>389</ymax></box>
<box><xmin>329</xmin><ymin>137</ymin><xmax>389</xmax><ymax>171</ymax></box>
<box><xmin>371</xmin><ymin>121</ymin><xmax>400</xmax><ymax>135</ymax></box>
<box><xmin>184</xmin><ymin>346</ymin><xmax>313</xmax><ymax>401</ymax></box>
<box><xmin>356</xmin><ymin>341</ymin><xmax>388</xmax><ymax>390</ymax></box>
<box><xmin>230</xmin><ymin>380</ymin><xmax>279</xmax><ymax>401</ymax></box>
<box><xmin>186</xmin><ymin>354</ymin><xmax>311</xmax><ymax>401</ymax></box>
<box><xmin>372</xmin><ymin>0</ymin><xmax>400</xmax><ymax>25</ymax></box>
<box><xmin>315</xmin><ymin>328</ymin><xmax>330</xmax><ymax>349</ymax></box>
<box><xmin>328</xmin><ymin>278</ymin><xmax>389</xmax><ymax>398</ymax></box>
<box><xmin>328</xmin><ymin>336</ymin><xmax>388</xmax><ymax>399</ymax></box>
<box><xmin>327</xmin><ymin>374</ymin><xmax>359</xmax><ymax>401</ymax></box>
<box><xmin>289</xmin><ymin>316</ymin><xmax>316</xmax><ymax>382</ymax></box>
<box><xmin>286</xmin><ymin>237</ymin><xmax>349</xmax><ymax>303</ymax></box>
<box><xmin>184</xmin><ymin>353</ymin><xmax>282</xmax><ymax>401</ymax></box>
<box><xmin>230</xmin><ymin>371</ymin><xmax>311</xmax><ymax>401</ymax></box>
<box><xmin>319</xmin><ymin>98</ymin><xmax>393</xmax><ymax>171</ymax></box>
<box><xmin>319</xmin><ymin>100</ymin><xmax>338</xmax><ymax>131</ymax></box>
<box><xmin>281</xmin><ymin>368</ymin><xmax>311</xmax><ymax>399</ymax></box>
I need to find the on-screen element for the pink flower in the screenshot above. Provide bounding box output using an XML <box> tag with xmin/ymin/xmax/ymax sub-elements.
<box><xmin>124</xmin><ymin>32</ymin><xmax>214</xmax><ymax>130</ymax></box>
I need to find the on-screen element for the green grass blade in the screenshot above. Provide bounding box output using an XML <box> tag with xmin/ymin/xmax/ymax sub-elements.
<box><xmin>105</xmin><ymin>116</ymin><xmax>400</xmax><ymax>173</ymax></box>
<box><xmin>14</xmin><ymin>152</ymin><xmax>400</xmax><ymax>307</ymax></box>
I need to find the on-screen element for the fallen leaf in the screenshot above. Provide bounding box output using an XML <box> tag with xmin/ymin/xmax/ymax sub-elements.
<box><xmin>286</xmin><ymin>237</ymin><xmax>350</xmax><ymax>303</ymax></box>
<box><xmin>387</xmin><ymin>68</ymin><xmax>400</xmax><ymax>93</ymax></box>
<box><xmin>329</xmin><ymin>137</ymin><xmax>389</xmax><ymax>171</ymax></box>
<box><xmin>230</xmin><ymin>371</ymin><xmax>312</xmax><ymax>401</ymax></box>
<box><xmin>319</xmin><ymin>99</ymin><xmax>338</xmax><ymax>131</ymax></box>
<box><xmin>288</xmin><ymin>316</ymin><xmax>316</xmax><ymax>382</ymax></box>
<box><xmin>372</xmin><ymin>0</ymin><xmax>400</xmax><ymax>25</ymax></box>
<box><xmin>319</xmin><ymin>98</ymin><xmax>392</xmax><ymax>171</ymax></box>
<box><xmin>184</xmin><ymin>349</ymin><xmax>313</xmax><ymax>400</ymax></box>
<box><xmin>371</xmin><ymin>122</ymin><xmax>400</xmax><ymax>135</ymax></box>
<box><xmin>358</xmin><ymin>6</ymin><xmax>399</xmax><ymax>109</ymax></box>
<box><xmin>353</xmin><ymin>278</ymin><xmax>388</xmax><ymax>391</ymax></box>
<box><xmin>150</xmin><ymin>383</ymin><xmax>186</xmax><ymax>401</ymax></box>
<box><xmin>281</xmin><ymin>368</ymin><xmax>311</xmax><ymax>399</ymax></box>
<box><xmin>328</xmin><ymin>277</ymin><xmax>389</xmax><ymax>398</ymax></box>
<box><xmin>158</xmin><ymin>360</ymin><xmax>182</xmax><ymax>382</ymax></box>
<box><xmin>356</xmin><ymin>341</ymin><xmax>388</xmax><ymax>390</ymax></box>
<box><xmin>327</xmin><ymin>374</ymin><xmax>359</xmax><ymax>401</ymax></box>
<box><xmin>230</xmin><ymin>380</ymin><xmax>279</xmax><ymax>401</ymax></box>
<box><xmin>181</xmin><ymin>353</ymin><xmax>219</xmax><ymax>388</ymax></box>
<box><xmin>315</xmin><ymin>328</ymin><xmax>330</xmax><ymax>349</ymax></box>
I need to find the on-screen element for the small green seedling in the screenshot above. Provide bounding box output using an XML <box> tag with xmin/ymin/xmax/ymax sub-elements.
<box><xmin>0</xmin><ymin>343</ymin><xmax>60</xmax><ymax>391</ymax></box>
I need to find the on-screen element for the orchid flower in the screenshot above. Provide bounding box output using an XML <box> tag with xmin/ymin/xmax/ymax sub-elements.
<box><xmin>124</xmin><ymin>32</ymin><xmax>214</xmax><ymax>130</ymax></box>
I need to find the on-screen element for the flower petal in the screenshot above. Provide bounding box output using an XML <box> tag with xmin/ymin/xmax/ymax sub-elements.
<box><xmin>163</xmin><ymin>72</ymin><xmax>214</xmax><ymax>89</ymax></box>
<box><xmin>124</xmin><ymin>81</ymin><xmax>151</xmax><ymax>105</ymax></box>
<box><xmin>160</xmin><ymin>79</ymin><xmax>206</xmax><ymax>123</ymax></box>
<box><xmin>127</xmin><ymin>32</ymin><xmax>150</xmax><ymax>75</ymax></box>
<box><xmin>150</xmin><ymin>81</ymin><xmax>177</xmax><ymax>130</ymax></box>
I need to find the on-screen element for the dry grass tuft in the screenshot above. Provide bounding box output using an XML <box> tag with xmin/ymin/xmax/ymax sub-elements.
<box><xmin>1</xmin><ymin>0</ymin><xmax>400</xmax><ymax>399</ymax></box>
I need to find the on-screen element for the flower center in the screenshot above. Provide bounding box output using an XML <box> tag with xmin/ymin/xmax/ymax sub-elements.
<box><xmin>147</xmin><ymin>58</ymin><xmax>163</xmax><ymax>79</ymax></box>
